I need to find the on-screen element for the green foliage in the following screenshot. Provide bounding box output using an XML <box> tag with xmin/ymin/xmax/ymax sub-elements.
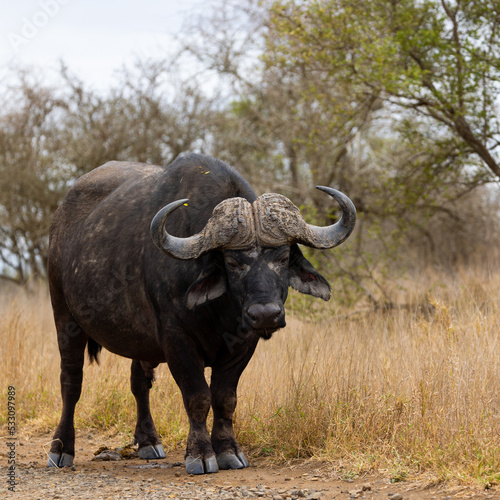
<box><xmin>256</xmin><ymin>0</ymin><xmax>500</xmax><ymax>303</ymax></box>
<box><xmin>267</xmin><ymin>0</ymin><xmax>500</xmax><ymax>178</ymax></box>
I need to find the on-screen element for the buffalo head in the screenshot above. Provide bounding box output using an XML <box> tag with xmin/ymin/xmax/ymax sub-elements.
<box><xmin>150</xmin><ymin>187</ymin><xmax>356</xmax><ymax>338</ymax></box>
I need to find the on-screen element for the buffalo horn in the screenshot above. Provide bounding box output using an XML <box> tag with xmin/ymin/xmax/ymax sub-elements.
<box><xmin>150</xmin><ymin>197</ymin><xmax>255</xmax><ymax>260</ymax></box>
<box><xmin>253</xmin><ymin>186</ymin><xmax>356</xmax><ymax>249</ymax></box>
<box><xmin>305</xmin><ymin>186</ymin><xmax>357</xmax><ymax>248</ymax></box>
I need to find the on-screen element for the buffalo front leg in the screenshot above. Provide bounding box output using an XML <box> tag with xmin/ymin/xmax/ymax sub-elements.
<box><xmin>48</xmin><ymin>318</ymin><xmax>87</xmax><ymax>467</ymax></box>
<box><xmin>210</xmin><ymin>369</ymin><xmax>250</xmax><ymax>470</ymax></box>
<box><xmin>164</xmin><ymin>336</ymin><xmax>218</xmax><ymax>474</ymax></box>
<box><xmin>130</xmin><ymin>360</ymin><xmax>165</xmax><ymax>460</ymax></box>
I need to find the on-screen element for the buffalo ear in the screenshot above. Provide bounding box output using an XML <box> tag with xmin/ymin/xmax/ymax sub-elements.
<box><xmin>186</xmin><ymin>263</ymin><xmax>226</xmax><ymax>309</ymax></box>
<box><xmin>289</xmin><ymin>244</ymin><xmax>331</xmax><ymax>301</ymax></box>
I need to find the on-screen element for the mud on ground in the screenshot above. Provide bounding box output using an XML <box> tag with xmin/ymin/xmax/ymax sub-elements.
<box><xmin>1</xmin><ymin>431</ymin><xmax>499</xmax><ymax>499</ymax></box>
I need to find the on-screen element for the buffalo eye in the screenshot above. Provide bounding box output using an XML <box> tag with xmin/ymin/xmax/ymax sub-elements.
<box><xmin>225</xmin><ymin>257</ymin><xmax>246</xmax><ymax>272</ymax></box>
<box><xmin>276</xmin><ymin>252</ymin><xmax>290</xmax><ymax>266</ymax></box>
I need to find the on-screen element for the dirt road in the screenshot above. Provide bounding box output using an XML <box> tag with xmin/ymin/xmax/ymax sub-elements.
<box><xmin>2</xmin><ymin>432</ymin><xmax>498</xmax><ymax>499</ymax></box>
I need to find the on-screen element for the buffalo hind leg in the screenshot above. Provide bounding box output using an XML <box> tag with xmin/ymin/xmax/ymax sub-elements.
<box><xmin>131</xmin><ymin>360</ymin><xmax>165</xmax><ymax>459</ymax></box>
<box><xmin>48</xmin><ymin>317</ymin><xmax>88</xmax><ymax>467</ymax></box>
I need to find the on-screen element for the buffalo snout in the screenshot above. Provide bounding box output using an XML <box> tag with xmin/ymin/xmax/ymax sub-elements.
<box><xmin>244</xmin><ymin>302</ymin><xmax>285</xmax><ymax>331</ymax></box>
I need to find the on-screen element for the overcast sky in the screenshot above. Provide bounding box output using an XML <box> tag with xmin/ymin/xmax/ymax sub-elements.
<box><xmin>1</xmin><ymin>0</ymin><xmax>206</xmax><ymax>90</ymax></box>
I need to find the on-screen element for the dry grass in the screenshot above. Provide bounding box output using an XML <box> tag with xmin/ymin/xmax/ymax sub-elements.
<box><xmin>1</xmin><ymin>268</ymin><xmax>500</xmax><ymax>486</ymax></box>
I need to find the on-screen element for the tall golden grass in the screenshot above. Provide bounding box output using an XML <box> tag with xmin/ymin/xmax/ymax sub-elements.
<box><xmin>1</xmin><ymin>267</ymin><xmax>500</xmax><ymax>486</ymax></box>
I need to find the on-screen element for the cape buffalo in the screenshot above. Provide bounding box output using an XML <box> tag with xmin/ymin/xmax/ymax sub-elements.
<box><xmin>47</xmin><ymin>153</ymin><xmax>356</xmax><ymax>474</ymax></box>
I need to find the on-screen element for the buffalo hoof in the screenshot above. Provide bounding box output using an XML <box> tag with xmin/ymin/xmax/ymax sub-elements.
<box><xmin>186</xmin><ymin>455</ymin><xmax>219</xmax><ymax>474</ymax></box>
<box><xmin>238</xmin><ymin>452</ymin><xmax>250</xmax><ymax>468</ymax></box>
<box><xmin>138</xmin><ymin>444</ymin><xmax>166</xmax><ymax>460</ymax></box>
<box><xmin>216</xmin><ymin>451</ymin><xmax>249</xmax><ymax>470</ymax></box>
<box><xmin>47</xmin><ymin>452</ymin><xmax>74</xmax><ymax>468</ymax></box>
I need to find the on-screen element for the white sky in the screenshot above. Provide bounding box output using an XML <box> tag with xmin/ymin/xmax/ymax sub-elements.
<box><xmin>1</xmin><ymin>0</ymin><xmax>208</xmax><ymax>90</ymax></box>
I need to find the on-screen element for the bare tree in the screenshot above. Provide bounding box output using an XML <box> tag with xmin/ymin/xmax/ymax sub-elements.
<box><xmin>0</xmin><ymin>63</ymin><xmax>217</xmax><ymax>284</ymax></box>
<box><xmin>0</xmin><ymin>71</ymin><xmax>69</xmax><ymax>282</ymax></box>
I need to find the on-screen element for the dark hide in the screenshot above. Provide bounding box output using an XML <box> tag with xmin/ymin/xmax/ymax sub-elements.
<box><xmin>47</xmin><ymin>153</ymin><xmax>332</xmax><ymax>473</ymax></box>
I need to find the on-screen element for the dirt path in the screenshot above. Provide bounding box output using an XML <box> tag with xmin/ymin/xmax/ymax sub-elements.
<box><xmin>2</xmin><ymin>432</ymin><xmax>498</xmax><ymax>499</ymax></box>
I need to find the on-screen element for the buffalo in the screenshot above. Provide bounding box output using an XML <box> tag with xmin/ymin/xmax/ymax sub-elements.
<box><xmin>47</xmin><ymin>153</ymin><xmax>356</xmax><ymax>474</ymax></box>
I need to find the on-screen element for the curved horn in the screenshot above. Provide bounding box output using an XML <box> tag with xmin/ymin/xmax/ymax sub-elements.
<box><xmin>150</xmin><ymin>197</ymin><xmax>255</xmax><ymax>260</ymax></box>
<box><xmin>253</xmin><ymin>187</ymin><xmax>356</xmax><ymax>249</ymax></box>
<box><xmin>303</xmin><ymin>186</ymin><xmax>357</xmax><ymax>248</ymax></box>
<box><xmin>150</xmin><ymin>198</ymin><xmax>202</xmax><ymax>259</ymax></box>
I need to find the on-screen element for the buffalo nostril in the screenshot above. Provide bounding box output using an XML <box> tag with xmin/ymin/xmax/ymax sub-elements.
<box><xmin>246</xmin><ymin>305</ymin><xmax>260</xmax><ymax>322</ymax></box>
<box><xmin>262</xmin><ymin>303</ymin><xmax>282</xmax><ymax>319</ymax></box>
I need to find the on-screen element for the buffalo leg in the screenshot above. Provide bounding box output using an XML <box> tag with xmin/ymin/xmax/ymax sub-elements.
<box><xmin>130</xmin><ymin>360</ymin><xmax>165</xmax><ymax>459</ymax></box>
<box><xmin>164</xmin><ymin>336</ymin><xmax>218</xmax><ymax>474</ymax></box>
<box><xmin>210</xmin><ymin>368</ymin><xmax>250</xmax><ymax>470</ymax></box>
<box><xmin>48</xmin><ymin>316</ymin><xmax>88</xmax><ymax>467</ymax></box>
